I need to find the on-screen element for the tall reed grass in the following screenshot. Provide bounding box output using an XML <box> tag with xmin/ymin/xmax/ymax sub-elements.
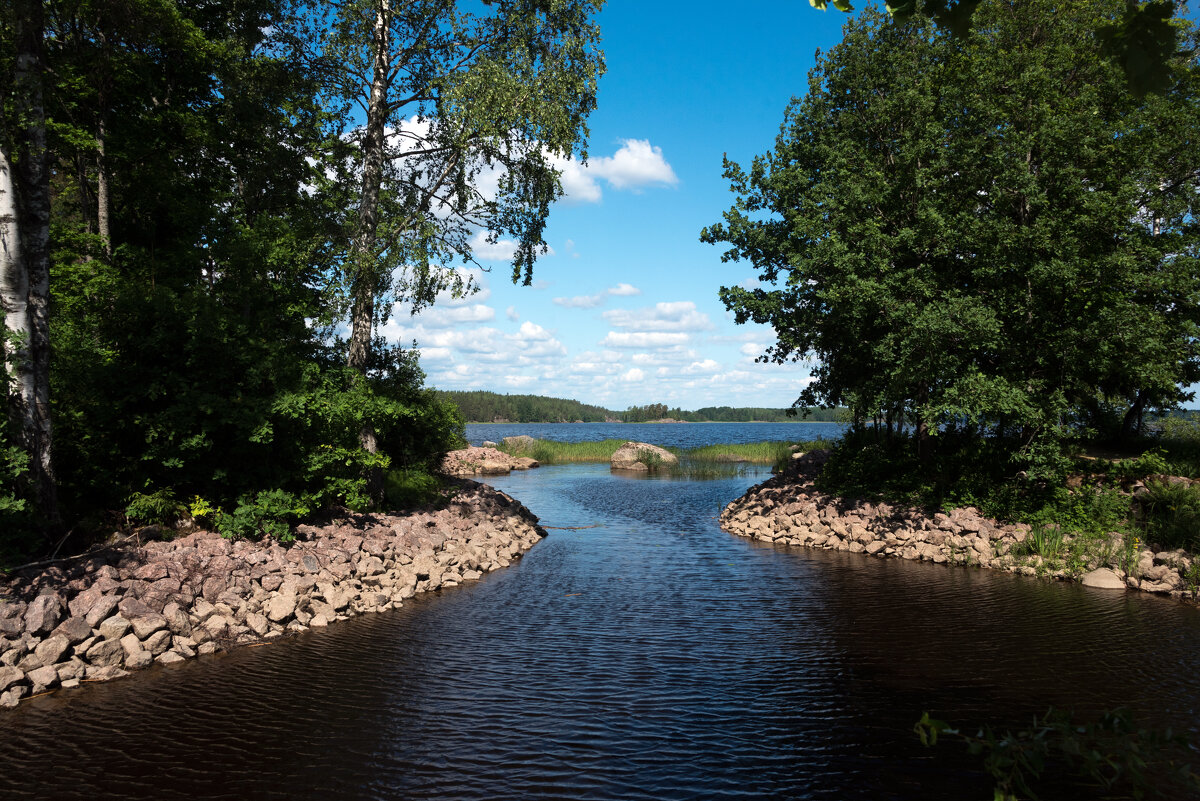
<box><xmin>496</xmin><ymin>437</ymin><xmax>835</xmax><ymax>477</ymax></box>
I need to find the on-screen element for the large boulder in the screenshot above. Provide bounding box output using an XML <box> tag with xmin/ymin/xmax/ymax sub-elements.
<box><xmin>501</xmin><ymin>435</ymin><xmax>537</xmax><ymax>451</ymax></box>
<box><xmin>1081</xmin><ymin>568</ymin><xmax>1127</xmax><ymax>590</ymax></box>
<box><xmin>440</xmin><ymin>447</ymin><xmax>539</xmax><ymax>477</ymax></box>
<box><xmin>610</xmin><ymin>442</ymin><xmax>678</xmax><ymax>472</ymax></box>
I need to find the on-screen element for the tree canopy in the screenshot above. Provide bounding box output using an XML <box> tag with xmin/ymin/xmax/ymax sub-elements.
<box><xmin>0</xmin><ymin>0</ymin><xmax>604</xmax><ymax>560</ymax></box>
<box><xmin>703</xmin><ymin>0</ymin><xmax>1200</xmax><ymax>470</ymax></box>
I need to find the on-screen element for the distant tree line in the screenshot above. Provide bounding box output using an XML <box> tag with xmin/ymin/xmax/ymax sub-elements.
<box><xmin>439</xmin><ymin>391</ymin><xmax>847</xmax><ymax>424</ymax></box>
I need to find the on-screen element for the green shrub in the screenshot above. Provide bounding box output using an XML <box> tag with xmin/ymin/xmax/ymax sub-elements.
<box><xmin>916</xmin><ymin>708</ymin><xmax>1200</xmax><ymax>801</ymax></box>
<box><xmin>215</xmin><ymin>489</ymin><xmax>311</xmax><ymax>542</ymax></box>
<box><xmin>1138</xmin><ymin>479</ymin><xmax>1200</xmax><ymax>552</ymax></box>
<box><xmin>384</xmin><ymin>468</ymin><xmax>444</xmax><ymax>510</ymax></box>
<box><xmin>125</xmin><ymin>487</ymin><xmax>187</xmax><ymax>526</ymax></box>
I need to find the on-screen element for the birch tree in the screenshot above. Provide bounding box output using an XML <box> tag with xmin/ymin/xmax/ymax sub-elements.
<box><xmin>1</xmin><ymin>0</ymin><xmax>59</xmax><ymax>528</ymax></box>
<box><xmin>307</xmin><ymin>0</ymin><xmax>604</xmax><ymax>377</ymax></box>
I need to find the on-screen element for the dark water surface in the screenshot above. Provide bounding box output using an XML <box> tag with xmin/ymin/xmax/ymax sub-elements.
<box><xmin>2</xmin><ymin>463</ymin><xmax>1199</xmax><ymax>800</ymax></box>
<box><xmin>466</xmin><ymin>421</ymin><xmax>846</xmax><ymax>448</ymax></box>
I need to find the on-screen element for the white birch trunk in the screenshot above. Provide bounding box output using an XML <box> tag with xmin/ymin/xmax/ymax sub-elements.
<box><xmin>347</xmin><ymin>0</ymin><xmax>392</xmax><ymax>377</ymax></box>
<box><xmin>0</xmin><ymin>147</ymin><xmax>34</xmax><ymax>413</ymax></box>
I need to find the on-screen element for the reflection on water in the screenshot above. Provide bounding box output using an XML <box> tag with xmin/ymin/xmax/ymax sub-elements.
<box><xmin>1</xmin><ymin>464</ymin><xmax>1197</xmax><ymax>800</ymax></box>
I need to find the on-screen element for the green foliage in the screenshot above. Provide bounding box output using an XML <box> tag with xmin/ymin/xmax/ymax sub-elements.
<box><xmin>915</xmin><ymin>708</ymin><xmax>1200</xmax><ymax>801</ymax></box>
<box><xmin>1138</xmin><ymin>479</ymin><xmax>1200</xmax><ymax>552</ymax></box>
<box><xmin>215</xmin><ymin>489</ymin><xmax>310</xmax><ymax>543</ymax></box>
<box><xmin>437</xmin><ymin>390</ymin><xmax>616</xmax><ymax>423</ymax></box>
<box><xmin>704</xmin><ymin>0</ymin><xmax>1200</xmax><ymax>474</ymax></box>
<box><xmin>383</xmin><ymin>468</ymin><xmax>445</xmax><ymax>511</ymax></box>
<box><xmin>125</xmin><ymin>488</ymin><xmax>187</xmax><ymax>527</ymax></box>
<box><xmin>189</xmin><ymin>495</ymin><xmax>216</xmax><ymax>524</ymax></box>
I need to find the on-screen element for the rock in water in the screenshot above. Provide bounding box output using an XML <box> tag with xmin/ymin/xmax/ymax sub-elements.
<box><xmin>610</xmin><ymin>442</ymin><xmax>678</xmax><ymax>472</ymax></box>
<box><xmin>1081</xmin><ymin>568</ymin><xmax>1127</xmax><ymax>590</ymax></box>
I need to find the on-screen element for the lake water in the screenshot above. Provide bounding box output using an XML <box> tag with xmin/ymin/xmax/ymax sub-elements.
<box><xmin>1</xmin><ymin>426</ymin><xmax>1198</xmax><ymax>799</ymax></box>
<box><xmin>465</xmin><ymin>421</ymin><xmax>847</xmax><ymax>449</ymax></box>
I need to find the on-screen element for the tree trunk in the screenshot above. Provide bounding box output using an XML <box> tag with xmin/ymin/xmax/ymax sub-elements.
<box><xmin>12</xmin><ymin>0</ymin><xmax>60</xmax><ymax>529</ymax></box>
<box><xmin>347</xmin><ymin>0</ymin><xmax>393</xmax><ymax>507</ymax></box>
<box><xmin>347</xmin><ymin>0</ymin><xmax>392</xmax><ymax>377</ymax></box>
<box><xmin>1120</xmin><ymin>390</ymin><xmax>1147</xmax><ymax>442</ymax></box>
<box><xmin>97</xmin><ymin>115</ymin><xmax>112</xmax><ymax>258</ymax></box>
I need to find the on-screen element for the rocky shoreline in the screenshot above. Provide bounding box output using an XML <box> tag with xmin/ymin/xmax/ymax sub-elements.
<box><xmin>720</xmin><ymin>451</ymin><xmax>1197</xmax><ymax>601</ymax></box>
<box><xmin>0</xmin><ymin>480</ymin><xmax>545</xmax><ymax>708</ymax></box>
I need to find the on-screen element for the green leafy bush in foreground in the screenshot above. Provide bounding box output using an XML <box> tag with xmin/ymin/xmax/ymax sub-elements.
<box><xmin>215</xmin><ymin>490</ymin><xmax>311</xmax><ymax>543</ymax></box>
<box><xmin>916</xmin><ymin>708</ymin><xmax>1200</xmax><ymax>801</ymax></box>
<box><xmin>1137</xmin><ymin>480</ymin><xmax>1200</xmax><ymax>553</ymax></box>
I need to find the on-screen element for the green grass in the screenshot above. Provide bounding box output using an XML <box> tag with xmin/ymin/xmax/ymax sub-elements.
<box><xmin>497</xmin><ymin>438</ymin><xmax>629</xmax><ymax>464</ymax></box>
<box><xmin>494</xmin><ymin>437</ymin><xmax>834</xmax><ymax>477</ymax></box>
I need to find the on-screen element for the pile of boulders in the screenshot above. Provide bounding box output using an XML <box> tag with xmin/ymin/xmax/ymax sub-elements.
<box><xmin>720</xmin><ymin>451</ymin><xmax>1196</xmax><ymax>601</ymax></box>
<box><xmin>610</xmin><ymin>442</ymin><xmax>678</xmax><ymax>472</ymax></box>
<box><xmin>0</xmin><ymin>480</ymin><xmax>545</xmax><ymax>708</ymax></box>
<box><xmin>440</xmin><ymin>446</ymin><xmax>539</xmax><ymax>476</ymax></box>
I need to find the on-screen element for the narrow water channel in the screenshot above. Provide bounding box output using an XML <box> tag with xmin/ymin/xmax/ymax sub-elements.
<box><xmin>1</xmin><ymin>463</ymin><xmax>1197</xmax><ymax>799</ymax></box>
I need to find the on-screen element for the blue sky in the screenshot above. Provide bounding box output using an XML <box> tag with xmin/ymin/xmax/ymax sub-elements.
<box><xmin>384</xmin><ymin>2</ymin><xmax>859</xmax><ymax>411</ymax></box>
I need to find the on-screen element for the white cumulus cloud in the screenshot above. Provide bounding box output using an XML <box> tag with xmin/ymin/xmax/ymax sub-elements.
<box><xmin>551</xmin><ymin>139</ymin><xmax>678</xmax><ymax>204</ymax></box>
<box><xmin>621</xmin><ymin>368</ymin><xmax>646</xmax><ymax>382</ymax></box>
<box><xmin>589</xmin><ymin>139</ymin><xmax>679</xmax><ymax>191</ymax></box>
<box><xmin>601</xmin><ymin>331</ymin><xmax>691</xmax><ymax>348</ymax></box>
<box><xmin>607</xmin><ymin>282</ymin><xmax>642</xmax><ymax>296</ymax></box>
<box><xmin>553</xmin><ymin>294</ymin><xmax>605</xmax><ymax>309</ymax></box>
<box><xmin>603</xmin><ymin>301</ymin><xmax>713</xmax><ymax>333</ymax></box>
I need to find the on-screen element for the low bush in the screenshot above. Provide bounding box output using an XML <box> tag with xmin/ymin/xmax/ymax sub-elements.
<box><xmin>215</xmin><ymin>489</ymin><xmax>311</xmax><ymax>543</ymax></box>
<box><xmin>1137</xmin><ymin>479</ymin><xmax>1200</xmax><ymax>552</ymax></box>
<box><xmin>384</xmin><ymin>468</ymin><xmax>445</xmax><ymax>510</ymax></box>
<box><xmin>125</xmin><ymin>488</ymin><xmax>188</xmax><ymax>526</ymax></box>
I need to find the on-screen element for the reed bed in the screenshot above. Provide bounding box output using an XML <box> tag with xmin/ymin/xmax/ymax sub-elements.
<box><xmin>496</xmin><ymin>437</ymin><xmax>836</xmax><ymax>475</ymax></box>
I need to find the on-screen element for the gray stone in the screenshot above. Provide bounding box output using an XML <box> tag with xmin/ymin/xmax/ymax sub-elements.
<box><xmin>264</xmin><ymin>594</ymin><xmax>295</xmax><ymax>623</ymax></box>
<box><xmin>1081</xmin><ymin>568</ymin><xmax>1126</xmax><ymax>590</ymax></box>
<box><xmin>162</xmin><ymin>602</ymin><xmax>192</xmax><ymax>636</ymax></box>
<box><xmin>119</xmin><ymin>633</ymin><xmax>144</xmax><ymax>657</ymax></box>
<box><xmin>98</xmin><ymin>614</ymin><xmax>132</xmax><ymax>641</ymax></box>
<box><xmin>84</xmin><ymin>595</ymin><xmax>121</xmax><ymax>628</ymax></box>
<box><xmin>143</xmin><ymin>629</ymin><xmax>172</xmax><ymax>656</ymax></box>
<box><xmin>301</xmin><ymin>553</ymin><xmax>320</xmax><ymax>573</ymax></box>
<box><xmin>0</xmin><ymin>600</ymin><xmax>19</xmax><ymax>620</ymax></box>
<box><xmin>23</xmin><ymin>594</ymin><xmax>64</xmax><ymax>635</ymax></box>
<box><xmin>244</xmin><ymin>612</ymin><xmax>270</xmax><ymax>637</ymax></box>
<box><xmin>157</xmin><ymin>651</ymin><xmax>186</xmax><ymax>665</ymax></box>
<box><xmin>309</xmin><ymin>614</ymin><xmax>329</xmax><ymax>628</ymax></box>
<box><xmin>60</xmin><ymin>678</ymin><xmax>81</xmax><ymax>689</ymax></box>
<box><xmin>34</xmin><ymin>634</ymin><xmax>70</xmax><ymax>666</ymax></box>
<box><xmin>0</xmin><ymin>687</ymin><xmax>25</xmax><ymax>707</ymax></box>
<box><xmin>51</xmin><ymin>615</ymin><xmax>94</xmax><ymax>645</ymax></box>
<box><xmin>56</xmin><ymin>659</ymin><xmax>85</xmax><ymax>682</ymax></box>
<box><xmin>0</xmin><ymin>665</ymin><xmax>23</xmax><ymax>692</ymax></box>
<box><xmin>85</xmin><ymin>665</ymin><xmax>128</xmax><ymax>681</ymax></box>
<box><xmin>191</xmin><ymin>598</ymin><xmax>217</xmax><ymax>620</ymax></box>
<box><xmin>86</xmin><ymin>638</ymin><xmax>125</xmax><ymax>667</ymax></box>
<box><xmin>16</xmin><ymin>651</ymin><xmax>43</xmax><ymax>671</ymax></box>
<box><xmin>27</xmin><ymin>664</ymin><xmax>59</xmax><ymax>692</ymax></box>
<box><xmin>124</xmin><ymin>649</ymin><xmax>153</xmax><ymax>670</ymax></box>
<box><xmin>0</xmin><ymin>616</ymin><xmax>23</xmax><ymax>637</ymax></box>
<box><xmin>118</xmin><ymin>597</ymin><xmax>168</xmax><ymax>637</ymax></box>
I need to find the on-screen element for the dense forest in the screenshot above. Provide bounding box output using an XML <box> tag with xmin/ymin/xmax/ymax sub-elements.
<box><xmin>438</xmin><ymin>391</ymin><xmax>848</xmax><ymax>424</ymax></box>
<box><xmin>0</xmin><ymin>0</ymin><xmax>604</xmax><ymax>561</ymax></box>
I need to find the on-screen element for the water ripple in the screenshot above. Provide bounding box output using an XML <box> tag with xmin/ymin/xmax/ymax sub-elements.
<box><xmin>1</xmin><ymin>464</ymin><xmax>1198</xmax><ymax>799</ymax></box>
